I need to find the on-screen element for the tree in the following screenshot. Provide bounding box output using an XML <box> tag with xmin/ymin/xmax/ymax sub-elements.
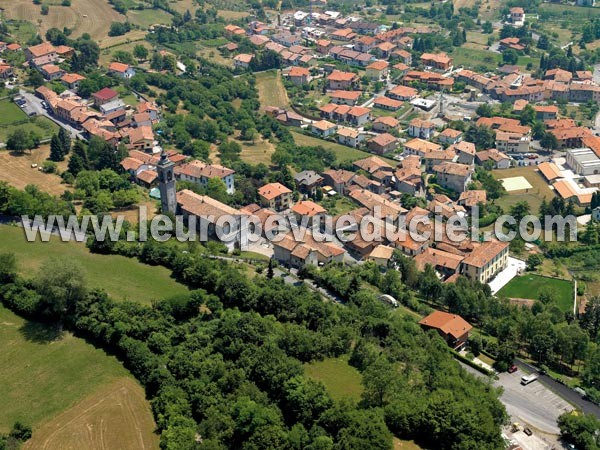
<box><xmin>72</xmin><ymin>39</ymin><xmax>100</xmax><ymax>71</ymax></box>
<box><xmin>267</xmin><ymin>258</ymin><xmax>274</xmax><ymax>279</ymax></box>
<box><xmin>526</xmin><ymin>254</ymin><xmax>543</xmax><ymax>271</ymax></box>
<box><xmin>0</xmin><ymin>252</ymin><xmax>18</xmax><ymax>283</ymax></box>
<box><xmin>482</xmin><ymin>21</ymin><xmax>493</xmax><ymax>34</ymax></box>
<box><xmin>502</xmin><ymin>49</ymin><xmax>518</xmax><ymax>65</ymax></box>
<box><xmin>49</xmin><ymin>133</ymin><xmax>65</xmax><ymax>161</ymax></box>
<box><xmin>68</xmin><ymin>140</ymin><xmax>89</xmax><ymax>176</ymax></box>
<box><xmin>34</xmin><ymin>258</ymin><xmax>87</xmax><ymax>321</ymax></box>
<box><xmin>206</xmin><ymin>178</ymin><xmax>229</xmax><ymax>204</ymax></box>
<box><xmin>476</xmin><ymin>103</ymin><xmax>493</xmax><ymax>118</ymax></box>
<box><xmin>133</xmin><ymin>44</ymin><xmax>148</xmax><ymax>60</ymax></box>
<box><xmin>58</xmin><ymin>127</ymin><xmax>71</xmax><ymax>155</ymax></box>
<box><xmin>27</xmin><ymin>70</ymin><xmax>44</xmax><ymax>88</ymax></box>
<box><xmin>41</xmin><ymin>4</ymin><xmax>49</xmax><ymax>15</ymax></box>
<box><xmin>519</xmin><ymin>104</ymin><xmax>536</xmax><ymax>125</ymax></box>
<box><xmin>6</xmin><ymin>128</ymin><xmax>35</xmax><ymax>153</ymax></box>
<box><xmin>558</xmin><ymin>412</ymin><xmax>600</xmax><ymax>450</ymax></box>
<box><xmin>540</xmin><ymin>132</ymin><xmax>559</xmax><ymax>150</ymax></box>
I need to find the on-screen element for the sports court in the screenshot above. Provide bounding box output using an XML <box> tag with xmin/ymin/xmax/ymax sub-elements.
<box><xmin>500</xmin><ymin>176</ymin><xmax>533</xmax><ymax>192</ymax></box>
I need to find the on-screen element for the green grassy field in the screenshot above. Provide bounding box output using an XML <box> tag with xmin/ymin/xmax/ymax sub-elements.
<box><xmin>127</xmin><ymin>8</ymin><xmax>173</xmax><ymax>28</ymax></box>
<box><xmin>497</xmin><ymin>274</ymin><xmax>573</xmax><ymax>312</ymax></box>
<box><xmin>0</xmin><ymin>305</ymin><xmax>132</xmax><ymax>432</ymax></box>
<box><xmin>304</xmin><ymin>355</ymin><xmax>363</xmax><ymax>401</ymax></box>
<box><xmin>290</xmin><ymin>131</ymin><xmax>397</xmax><ymax>166</ymax></box>
<box><xmin>0</xmin><ymin>100</ymin><xmax>27</xmax><ymax>126</ymax></box>
<box><xmin>256</xmin><ymin>70</ymin><xmax>290</xmax><ymax>109</ymax></box>
<box><xmin>0</xmin><ymin>224</ymin><xmax>188</xmax><ymax>303</ymax></box>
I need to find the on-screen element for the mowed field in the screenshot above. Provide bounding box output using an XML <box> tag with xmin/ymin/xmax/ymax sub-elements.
<box><xmin>0</xmin><ymin>225</ymin><xmax>188</xmax><ymax>303</ymax></box>
<box><xmin>0</xmin><ymin>305</ymin><xmax>159</xmax><ymax>449</ymax></box>
<box><xmin>497</xmin><ymin>274</ymin><xmax>573</xmax><ymax>312</ymax></box>
<box><xmin>256</xmin><ymin>70</ymin><xmax>290</xmax><ymax>110</ymax></box>
<box><xmin>0</xmin><ymin>145</ymin><xmax>66</xmax><ymax>196</ymax></box>
<box><xmin>0</xmin><ymin>0</ymin><xmax>125</xmax><ymax>42</ymax></box>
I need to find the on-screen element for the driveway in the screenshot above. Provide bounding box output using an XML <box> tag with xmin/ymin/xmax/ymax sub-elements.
<box><xmin>489</xmin><ymin>256</ymin><xmax>526</xmax><ymax>294</ymax></box>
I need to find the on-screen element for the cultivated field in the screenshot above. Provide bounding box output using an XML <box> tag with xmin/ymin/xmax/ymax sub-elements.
<box><xmin>291</xmin><ymin>130</ymin><xmax>397</xmax><ymax>165</ymax></box>
<box><xmin>304</xmin><ymin>355</ymin><xmax>363</xmax><ymax>401</ymax></box>
<box><xmin>0</xmin><ymin>144</ymin><xmax>66</xmax><ymax>196</ymax></box>
<box><xmin>0</xmin><ymin>0</ymin><xmax>126</xmax><ymax>43</ymax></box>
<box><xmin>0</xmin><ymin>224</ymin><xmax>188</xmax><ymax>303</ymax></box>
<box><xmin>0</xmin><ymin>305</ymin><xmax>158</xmax><ymax>450</ymax></box>
<box><xmin>256</xmin><ymin>70</ymin><xmax>290</xmax><ymax>110</ymax></box>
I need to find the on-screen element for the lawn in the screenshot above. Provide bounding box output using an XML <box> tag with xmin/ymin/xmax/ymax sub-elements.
<box><xmin>497</xmin><ymin>274</ymin><xmax>574</xmax><ymax>312</ymax></box>
<box><xmin>256</xmin><ymin>70</ymin><xmax>290</xmax><ymax>110</ymax></box>
<box><xmin>291</xmin><ymin>130</ymin><xmax>397</xmax><ymax>166</ymax></box>
<box><xmin>450</xmin><ymin>47</ymin><xmax>500</xmax><ymax>71</ymax></box>
<box><xmin>304</xmin><ymin>355</ymin><xmax>363</xmax><ymax>401</ymax></box>
<box><xmin>0</xmin><ymin>305</ymin><xmax>159</xmax><ymax>449</ymax></box>
<box><xmin>491</xmin><ymin>166</ymin><xmax>555</xmax><ymax>214</ymax></box>
<box><xmin>0</xmin><ymin>100</ymin><xmax>27</xmax><ymax>126</ymax></box>
<box><xmin>0</xmin><ymin>224</ymin><xmax>188</xmax><ymax>303</ymax></box>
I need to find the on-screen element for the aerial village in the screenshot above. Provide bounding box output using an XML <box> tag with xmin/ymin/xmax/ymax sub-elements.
<box><xmin>1</xmin><ymin>5</ymin><xmax>599</xmax><ymax>294</ymax></box>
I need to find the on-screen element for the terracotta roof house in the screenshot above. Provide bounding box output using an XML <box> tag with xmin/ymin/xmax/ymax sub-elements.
<box><xmin>258</xmin><ymin>182</ymin><xmax>292</xmax><ymax>210</ymax></box>
<box><xmin>330</xmin><ymin>90</ymin><xmax>362</xmax><ymax>106</ymax></box>
<box><xmin>233</xmin><ymin>53</ymin><xmax>254</xmax><ymax>69</ymax></box>
<box><xmin>311</xmin><ymin>119</ymin><xmax>337</xmax><ymax>138</ymax></box>
<box><xmin>175</xmin><ymin>160</ymin><xmax>236</xmax><ymax>194</ymax></box>
<box><xmin>368</xmin><ymin>133</ymin><xmax>398</xmax><ymax>155</ymax></box>
<box><xmin>286</xmin><ymin>66</ymin><xmax>310</xmax><ymax>85</ymax></box>
<box><xmin>61</xmin><ymin>73</ymin><xmax>85</xmax><ymax>90</ymax></box>
<box><xmin>373</xmin><ymin>96</ymin><xmax>403</xmax><ymax>111</ymax></box>
<box><xmin>273</xmin><ymin>230</ymin><xmax>345</xmax><ymax>268</ymax></box>
<box><xmin>419</xmin><ymin>311</ymin><xmax>472</xmax><ymax>350</ymax></box>
<box><xmin>92</xmin><ymin>87</ymin><xmax>119</xmax><ymax>107</ymax></box>
<box><xmin>108</xmin><ymin>61</ymin><xmax>136</xmax><ymax>79</ymax></box>
<box><xmin>460</xmin><ymin>240</ymin><xmax>509</xmax><ymax>283</ymax></box>
<box><xmin>327</xmin><ymin>70</ymin><xmax>359</xmax><ymax>89</ymax></box>
<box><xmin>420</xmin><ymin>52</ymin><xmax>452</xmax><ymax>71</ymax></box>
<box><xmin>373</xmin><ymin>116</ymin><xmax>399</xmax><ymax>133</ymax></box>
<box><xmin>432</xmin><ymin>162</ymin><xmax>472</xmax><ymax>192</ymax></box>
<box><xmin>439</xmin><ymin>128</ymin><xmax>463</xmax><ymax>145</ymax></box>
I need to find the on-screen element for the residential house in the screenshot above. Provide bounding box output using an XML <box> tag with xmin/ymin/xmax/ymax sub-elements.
<box><xmin>451</xmin><ymin>141</ymin><xmax>476</xmax><ymax>166</ymax></box>
<box><xmin>272</xmin><ymin>230</ymin><xmax>345</xmax><ymax>268</ymax></box>
<box><xmin>316</xmin><ymin>39</ymin><xmax>332</xmax><ymax>54</ymax></box>
<box><xmin>475</xmin><ymin>149</ymin><xmax>511</xmax><ymax>169</ymax></box>
<box><xmin>99</xmin><ymin>99</ymin><xmax>126</xmax><ymax>115</ymax></box>
<box><xmin>438</xmin><ymin>128</ymin><xmax>463</xmax><ymax>146</ymax></box>
<box><xmin>395</xmin><ymin>156</ymin><xmax>423</xmax><ymax>196</ymax></box>
<box><xmin>108</xmin><ymin>62</ymin><xmax>136</xmax><ymax>79</ymax></box>
<box><xmin>286</xmin><ymin>66</ymin><xmax>310</xmax><ymax>85</ymax></box>
<box><xmin>346</xmin><ymin>106</ymin><xmax>371</xmax><ymax>126</ymax></box>
<box><xmin>393</xmin><ymin>48</ymin><xmax>412</xmax><ymax>65</ymax></box>
<box><xmin>25</xmin><ymin>42</ymin><xmax>57</xmax><ymax>65</ymax></box>
<box><xmin>137</xmin><ymin>101</ymin><xmax>161</xmax><ymax>121</ymax></box>
<box><xmin>366</xmin><ymin>245</ymin><xmax>395</xmax><ymax>266</ymax></box>
<box><xmin>420</xmin><ymin>52</ymin><xmax>452</xmax><ymax>71</ymax></box>
<box><xmin>175</xmin><ymin>160</ymin><xmax>236</xmax><ymax>194</ymax></box>
<box><xmin>432</xmin><ymin>162</ymin><xmax>472</xmax><ymax>192</ymax></box>
<box><xmin>548</xmin><ymin>127</ymin><xmax>593</xmax><ymax>149</ymax></box>
<box><xmin>291</xmin><ymin>200</ymin><xmax>327</xmax><ymax>227</ymax></box>
<box><xmin>495</xmin><ymin>131</ymin><xmax>531</xmax><ymax>153</ymax></box>
<box><xmin>327</xmin><ymin>70</ymin><xmax>358</xmax><ymax>89</ymax></box>
<box><xmin>373</xmin><ymin>96</ymin><xmax>402</xmax><ymax>111</ymax></box>
<box><xmin>337</xmin><ymin>127</ymin><xmax>364</xmax><ymax>148</ymax></box>
<box><xmin>294</xmin><ymin>170</ymin><xmax>324</xmax><ymax>196</ymax></box>
<box><xmin>61</xmin><ymin>73</ymin><xmax>85</xmax><ymax>90</ymax></box>
<box><xmin>311</xmin><ymin>119</ymin><xmax>337</xmax><ymax>138</ymax></box>
<box><xmin>330</xmin><ymin>90</ymin><xmax>362</xmax><ymax>106</ymax></box>
<box><xmin>365</xmin><ymin>60</ymin><xmax>389</xmax><ymax>80</ymax></box>
<box><xmin>509</xmin><ymin>7</ymin><xmax>525</xmax><ymax>26</ymax></box>
<box><xmin>127</xmin><ymin>126</ymin><xmax>154</xmax><ymax>151</ymax></box>
<box><xmin>322</xmin><ymin>169</ymin><xmax>356</xmax><ymax>195</ymax></box>
<box><xmin>233</xmin><ymin>53</ymin><xmax>254</xmax><ymax>69</ymax></box>
<box><xmin>386</xmin><ymin>85</ymin><xmax>417</xmax><ymax>101</ymax></box>
<box><xmin>458</xmin><ymin>190</ymin><xmax>487</xmax><ymax>209</ymax></box>
<box><xmin>373</xmin><ymin>116</ymin><xmax>399</xmax><ymax>133</ymax></box>
<box><xmin>258</xmin><ymin>182</ymin><xmax>292</xmax><ymax>210</ymax></box>
<box><xmin>374</xmin><ymin>42</ymin><xmax>396</xmax><ymax>59</ymax></box>
<box><xmin>39</xmin><ymin>64</ymin><xmax>64</xmax><ymax>80</ymax></box>
<box><xmin>92</xmin><ymin>87</ymin><xmax>119</xmax><ymax>107</ymax></box>
<box><xmin>408</xmin><ymin>118</ymin><xmax>436</xmax><ymax>139</ymax></box>
<box><xmin>534</xmin><ymin>105</ymin><xmax>558</xmax><ymax>121</ymax></box>
<box><xmin>404</xmin><ymin>138</ymin><xmax>442</xmax><ymax>157</ymax></box>
<box><xmin>419</xmin><ymin>311</ymin><xmax>472</xmax><ymax>350</ymax></box>
<box><xmin>368</xmin><ymin>133</ymin><xmax>398</xmax><ymax>154</ymax></box>
<box><xmin>537</xmin><ymin>161</ymin><xmax>562</xmax><ymax>182</ymax></box>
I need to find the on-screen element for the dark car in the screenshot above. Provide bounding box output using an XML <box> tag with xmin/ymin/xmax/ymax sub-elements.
<box><xmin>508</xmin><ymin>364</ymin><xmax>518</xmax><ymax>373</ymax></box>
<box><xmin>523</xmin><ymin>427</ymin><xmax>533</xmax><ymax>436</ymax></box>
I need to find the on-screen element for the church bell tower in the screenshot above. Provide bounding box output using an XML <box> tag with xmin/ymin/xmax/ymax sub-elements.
<box><xmin>157</xmin><ymin>150</ymin><xmax>177</xmax><ymax>214</ymax></box>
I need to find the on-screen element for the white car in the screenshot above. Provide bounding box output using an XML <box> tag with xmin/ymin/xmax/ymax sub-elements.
<box><xmin>521</xmin><ymin>374</ymin><xmax>538</xmax><ymax>385</ymax></box>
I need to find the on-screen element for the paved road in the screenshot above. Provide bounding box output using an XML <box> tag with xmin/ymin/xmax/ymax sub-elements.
<box><xmin>515</xmin><ymin>359</ymin><xmax>600</xmax><ymax>419</ymax></box>
<box><xmin>462</xmin><ymin>364</ymin><xmax>571</xmax><ymax>435</ymax></box>
<box><xmin>19</xmin><ymin>90</ymin><xmax>85</xmax><ymax>141</ymax></box>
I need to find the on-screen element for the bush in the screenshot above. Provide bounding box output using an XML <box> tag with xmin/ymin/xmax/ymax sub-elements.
<box><xmin>41</xmin><ymin>4</ymin><xmax>49</xmax><ymax>15</ymax></box>
<box><xmin>42</xmin><ymin>161</ymin><xmax>58</xmax><ymax>174</ymax></box>
<box><xmin>62</xmin><ymin>0</ymin><xmax>71</xmax><ymax>5</ymax></box>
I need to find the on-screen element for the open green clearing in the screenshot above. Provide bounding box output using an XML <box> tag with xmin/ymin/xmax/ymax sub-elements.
<box><xmin>492</xmin><ymin>166</ymin><xmax>555</xmax><ymax>213</ymax></box>
<box><xmin>497</xmin><ymin>274</ymin><xmax>573</xmax><ymax>312</ymax></box>
<box><xmin>256</xmin><ymin>70</ymin><xmax>290</xmax><ymax>109</ymax></box>
<box><xmin>0</xmin><ymin>224</ymin><xmax>188</xmax><ymax>303</ymax></box>
<box><xmin>304</xmin><ymin>355</ymin><xmax>363</xmax><ymax>401</ymax></box>
<box><xmin>127</xmin><ymin>8</ymin><xmax>173</xmax><ymax>28</ymax></box>
<box><xmin>0</xmin><ymin>305</ymin><xmax>132</xmax><ymax>433</ymax></box>
<box><xmin>291</xmin><ymin>130</ymin><xmax>397</xmax><ymax>165</ymax></box>
<box><xmin>0</xmin><ymin>100</ymin><xmax>27</xmax><ymax>126</ymax></box>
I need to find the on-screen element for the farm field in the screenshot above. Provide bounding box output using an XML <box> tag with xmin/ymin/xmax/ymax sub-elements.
<box><xmin>0</xmin><ymin>224</ymin><xmax>188</xmax><ymax>303</ymax></box>
<box><xmin>237</xmin><ymin>136</ymin><xmax>276</xmax><ymax>165</ymax></box>
<box><xmin>492</xmin><ymin>166</ymin><xmax>555</xmax><ymax>213</ymax></box>
<box><xmin>0</xmin><ymin>305</ymin><xmax>158</xmax><ymax>450</ymax></box>
<box><xmin>291</xmin><ymin>130</ymin><xmax>397</xmax><ymax>165</ymax></box>
<box><xmin>0</xmin><ymin>0</ymin><xmax>125</xmax><ymax>43</ymax></box>
<box><xmin>497</xmin><ymin>274</ymin><xmax>573</xmax><ymax>312</ymax></box>
<box><xmin>256</xmin><ymin>70</ymin><xmax>290</xmax><ymax>110</ymax></box>
<box><xmin>0</xmin><ymin>144</ymin><xmax>66</xmax><ymax>195</ymax></box>
<box><xmin>304</xmin><ymin>355</ymin><xmax>363</xmax><ymax>401</ymax></box>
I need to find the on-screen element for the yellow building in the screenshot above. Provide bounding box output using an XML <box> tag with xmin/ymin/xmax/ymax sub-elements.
<box><xmin>460</xmin><ymin>240</ymin><xmax>509</xmax><ymax>283</ymax></box>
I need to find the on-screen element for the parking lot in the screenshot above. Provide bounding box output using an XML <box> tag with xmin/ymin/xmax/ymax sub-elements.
<box><xmin>497</xmin><ymin>369</ymin><xmax>574</xmax><ymax>434</ymax></box>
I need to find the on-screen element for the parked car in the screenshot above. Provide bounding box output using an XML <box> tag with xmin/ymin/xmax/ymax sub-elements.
<box><xmin>508</xmin><ymin>364</ymin><xmax>518</xmax><ymax>373</ymax></box>
<box><xmin>521</xmin><ymin>373</ymin><xmax>538</xmax><ymax>385</ymax></box>
<box><xmin>523</xmin><ymin>427</ymin><xmax>533</xmax><ymax>436</ymax></box>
